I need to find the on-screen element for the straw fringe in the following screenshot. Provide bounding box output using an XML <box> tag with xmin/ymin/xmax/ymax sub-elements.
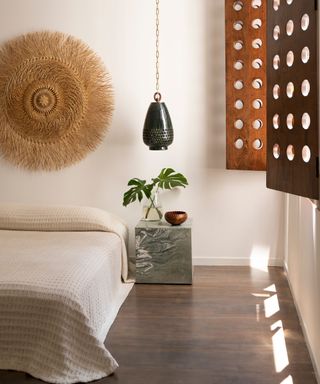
<box><xmin>0</xmin><ymin>31</ymin><xmax>114</xmax><ymax>171</ymax></box>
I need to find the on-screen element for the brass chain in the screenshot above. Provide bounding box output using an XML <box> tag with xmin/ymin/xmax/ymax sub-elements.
<box><xmin>155</xmin><ymin>0</ymin><xmax>160</xmax><ymax>92</ymax></box>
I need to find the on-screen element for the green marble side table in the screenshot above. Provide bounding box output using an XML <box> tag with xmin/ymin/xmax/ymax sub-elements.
<box><xmin>135</xmin><ymin>220</ymin><xmax>192</xmax><ymax>284</ymax></box>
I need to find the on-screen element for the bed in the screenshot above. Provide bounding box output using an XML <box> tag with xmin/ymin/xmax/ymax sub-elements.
<box><xmin>0</xmin><ymin>204</ymin><xmax>134</xmax><ymax>383</ymax></box>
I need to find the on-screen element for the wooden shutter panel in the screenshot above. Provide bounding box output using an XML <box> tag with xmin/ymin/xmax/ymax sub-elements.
<box><xmin>225</xmin><ymin>0</ymin><xmax>267</xmax><ymax>170</ymax></box>
<box><xmin>266</xmin><ymin>0</ymin><xmax>319</xmax><ymax>199</ymax></box>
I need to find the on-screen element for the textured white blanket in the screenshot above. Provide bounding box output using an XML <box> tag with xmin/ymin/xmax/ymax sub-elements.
<box><xmin>0</xmin><ymin>204</ymin><xmax>132</xmax><ymax>282</ymax></box>
<box><xmin>0</xmin><ymin>205</ymin><xmax>133</xmax><ymax>383</ymax></box>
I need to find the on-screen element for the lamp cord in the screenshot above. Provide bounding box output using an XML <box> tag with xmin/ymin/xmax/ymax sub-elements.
<box><xmin>154</xmin><ymin>0</ymin><xmax>161</xmax><ymax>102</ymax></box>
<box><xmin>156</xmin><ymin>0</ymin><xmax>159</xmax><ymax>92</ymax></box>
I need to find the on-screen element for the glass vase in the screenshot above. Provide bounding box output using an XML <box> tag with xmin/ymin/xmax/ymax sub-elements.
<box><xmin>142</xmin><ymin>191</ymin><xmax>163</xmax><ymax>221</ymax></box>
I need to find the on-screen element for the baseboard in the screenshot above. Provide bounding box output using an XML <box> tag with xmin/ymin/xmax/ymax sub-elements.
<box><xmin>193</xmin><ymin>257</ymin><xmax>283</xmax><ymax>267</ymax></box>
<box><xmin>284</xmin><ymin>261</ymin><xmax>320</xmax><ymax>384</ymax></box>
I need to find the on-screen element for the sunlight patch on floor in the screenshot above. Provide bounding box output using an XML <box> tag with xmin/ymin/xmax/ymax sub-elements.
<box><xmin>271</xmin><ymin>319</ymin><xmax>289</xmax><ymax>373</ymax></box>
<box><xmin>270</xmin><ymin>319</ymin><xmax>283</xmax><ymax>331</ymax></box>
<box><xmin>264</xmin><ymin>284</ymin><xmax>277</xmax><ymax>293</ymax></box>
<box><xmin>250</xmin><ymin>245</ymin><xmax>270</xmax><ymax>272</ymax></box>
<box><xmin>264</xmin><ymin>294</ymin><xmax>280</xmax><ymax>318</ymax></box>
<box><xmin>252</xmin><ymin>293</ymin><xmax>271</xmax><ymax>298</ymax></box>
<box><xmin>280</xmin><ymin>375</ymin><xmax>293</xmax><ymax>384</ymax></box>
<box><xmin>253</xmin><ymin>282</ymin><xmax>291</xmax><ymax>378</ymax></box>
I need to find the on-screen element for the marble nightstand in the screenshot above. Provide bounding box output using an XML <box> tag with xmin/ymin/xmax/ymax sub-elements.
<box><xmin>135</xmin><ymin>220</ymin><xmax>192</xmax><ymax>284</ymax></box>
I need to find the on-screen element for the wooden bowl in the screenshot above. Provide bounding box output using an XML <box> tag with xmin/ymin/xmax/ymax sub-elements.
<box><xmin>164</xmin><ymin>211</ymin><xmax>188</xmax><ymax>226</ymax></box>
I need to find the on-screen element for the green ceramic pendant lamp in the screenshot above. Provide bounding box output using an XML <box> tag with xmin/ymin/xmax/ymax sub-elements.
<box><xmin>143</xmin><ymin>0</ymin><xmax>174</xmax><ymax>150</ymax></box>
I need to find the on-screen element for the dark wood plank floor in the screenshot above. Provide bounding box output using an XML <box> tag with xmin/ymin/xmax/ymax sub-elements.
<box><xmin>1</xmin><ymin>267</ymin><xmax>317</xmax><ymax>384</ymax></box>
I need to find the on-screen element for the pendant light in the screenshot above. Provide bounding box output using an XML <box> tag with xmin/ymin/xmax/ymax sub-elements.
<box><xmin>143</xmin><ymin>0</ymin><xmax>174</xmax><ymax>150</ymax></box>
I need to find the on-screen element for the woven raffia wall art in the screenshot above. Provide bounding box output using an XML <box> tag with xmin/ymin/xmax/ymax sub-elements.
<box><xmin>0</xmin><ymin>31</ymin><xmax>114</xmax><ymax>171</ymax></box>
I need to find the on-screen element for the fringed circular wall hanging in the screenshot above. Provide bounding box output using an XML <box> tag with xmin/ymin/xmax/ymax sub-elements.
<box><xmin>0</xmin><ymin>31</ymin><xmax>114</xmax><ymax>171</ymax></box>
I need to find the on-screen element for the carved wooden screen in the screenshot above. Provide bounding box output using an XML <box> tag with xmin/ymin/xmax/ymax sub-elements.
<box><xmin>266</xmin><ymin>0</ymin><xmax>319</xmax><ymax>199</ymax></box>
<box><xmin>225</xmin><ymin>0</ymin><xmax>267</xmax><ymax>170</ymax></box>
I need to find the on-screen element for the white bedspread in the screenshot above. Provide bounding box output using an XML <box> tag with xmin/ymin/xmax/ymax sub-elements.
<box><xmin>0</xmin><ymin>205</ymin><xmax>133</xmax><ymax>383</ymax></box>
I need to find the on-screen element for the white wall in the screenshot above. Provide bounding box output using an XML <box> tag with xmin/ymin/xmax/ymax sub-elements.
<box><xmin>283</xmin><ymin>9</ymin><xmax>320</xmax><ymax>379</ymax></box>
<box><xmin>284</xmin><ymin>196</ymin><xmax>320</xmax><ymax>380</ymax></box>
<box><xmin>0</xmin><ymin>0</ymin><xmax>284</xmax><ymax>265</ymax></box>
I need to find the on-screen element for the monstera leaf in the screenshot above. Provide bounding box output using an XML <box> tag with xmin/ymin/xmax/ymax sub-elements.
<box><xmin>122</xmin><ymin>168</ymin><xmax>188</xmax><ymax>207</ymax></box>
<box><xmin>152</xmin><ymin>168</ymin><xmax>188</xmax><ymax>190</ymax></box>
<box><xmin>123</xmin><ymin>178</ymin><xmax>153</xmax><ymax>207</ymax></box>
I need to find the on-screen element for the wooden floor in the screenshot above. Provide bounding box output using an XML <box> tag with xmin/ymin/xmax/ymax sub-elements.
<box><xmin>1</xmin><ymin>267</ymin><xmax>317</xmax><ymax>384</ymax></box>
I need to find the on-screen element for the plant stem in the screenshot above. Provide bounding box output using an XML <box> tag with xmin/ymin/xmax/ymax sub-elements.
<box><xmin>145</xmin><ymin>186</ymin><xmax>162</xmax><ymax>219</ymax></box>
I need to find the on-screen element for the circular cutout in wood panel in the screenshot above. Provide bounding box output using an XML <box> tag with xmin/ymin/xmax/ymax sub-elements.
<box><xmin>273</xmin><ymin>55</ymin><xmax>280</xmax><ymax>70</ymax></box>
<box><xmin>286</xmin><ymin>82</ymin><xmax>294</xmax><ymax>98</ymax></box>
<box><xmin>234</xmin><ymin>119</ymin><xmax>244</xmax><ymax>129</ymax></box>
<box><xmin>273</xmin><ymin>84</ymin><xmax>280</xmax><ymax>99</ymax></box>
<box><xmin>234</xmin><ymin>40</ymin><xmax>244</xmax><ymax>50</ymax></box>
<box><xmin>286</xmin><ymin>114</ymin><xmax>294</xmax><ymax>129</ymax></box>
<box><xmin>252</xmin><ymin>139</ymin><xmax>263</xmax><ymax>150</ymax></box>
<box><xmin>302</xmin><ymin>145</ymin><xmax>311</xmax><ymax>163</ymax></box>
<box><xmin>234</xmin><ymin>80</ymin><xmax>244</xmax><ymax>90</ymax></box>
<box><xmin>252</xmin><ymin>78</ymin><xmax>263</xmax><ymax>89</ymax></box>
<box><xmin>273</xmin><ymin>114</ymin><xmax>280</xmax><ymax>129</ymax></box>
<box><xmin>252</xmin><ymin>119</ymin><xmax>263</xmax><ymax>130</ymax></box>
<box><xmin>286</xmin><ymin>20</ymin><xmax>294</xmax><ymax>36</ymax></box>
<box><xmin>301</xmin><ymin>79</ymin><xmax>310</xmax><ymax>96</ymax></box>
<box><xmin>252</xmin><ymin>38</ymin><xmax>262</xmax><ymax>49</ymax></box>
<box><xmin>252</xmin><ymin>99</ymin><xmax>263</xmax><ymax>109</ymax></box>
<box><xmin>234</xmin><ymin>138</ymin><xmax>244</xmax><ymax>149</ymax></box>
<box><xmin>301</xmin><ymin>47</ymin><xmax>310</xmax><ymax>63</ymax></box>
<box><xmin>273</xmin><ymin>26</ymin><xmax>280</xmax><ymax>40</ymax></box>
<box><xmin>286</xmin><ymin>51</ymin><xmax>294</xmax><ymax>67</ymax></box>
<box><xmin>252</xmin><ymin>19</ymin><xmax>262</xmax><ymax>29</ymax></box>
<box><xmin>301</xmin><ymin>14</ymin><xmax>310</xmax><ymax>31</ymax></box>
<box><xmin>234</xmin><ymin>60</ymin><xmax>244</xmax><ymax>70</ymax></box>
<box><xmin>286</xmin><ymin>145</ymin><xmax>295</xmax><ymax>161</ymax></box>
<box><xmin>233</xmin><ymin>1</ymin><xmax>244</xmax><ymax>11</ymax></box>
<box><xmin>251</xmin><ymin>0</ymin><xmax>262</xmax><ymax>8</ymax></box>
<box><xmin>273</xmin><ymin>144</ymin><xmax>280</xmax><ymax>159</ymax></box>
<box><xmin>302</xmin><ymin>113</ymin><xmax>311</xmax><ymax>129</ymax></box>
<box><xmin>252</xmin><ymin>58</ymin><xmax>263</xmax><ymax>69</ymax></box>
<box><xmin>235</xmin><ymin>99</ymin><xmax>244</xmax><ymax>109</ymax></box>
<box><xmin>273</xmin><ymin>0</ymin><xmax>280</xmax><ymax>11</ymax></box>
<box><xmin>233</xmin><ymin>21</ymin><xmax>244</xmax><ymax>31</ymax></box>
